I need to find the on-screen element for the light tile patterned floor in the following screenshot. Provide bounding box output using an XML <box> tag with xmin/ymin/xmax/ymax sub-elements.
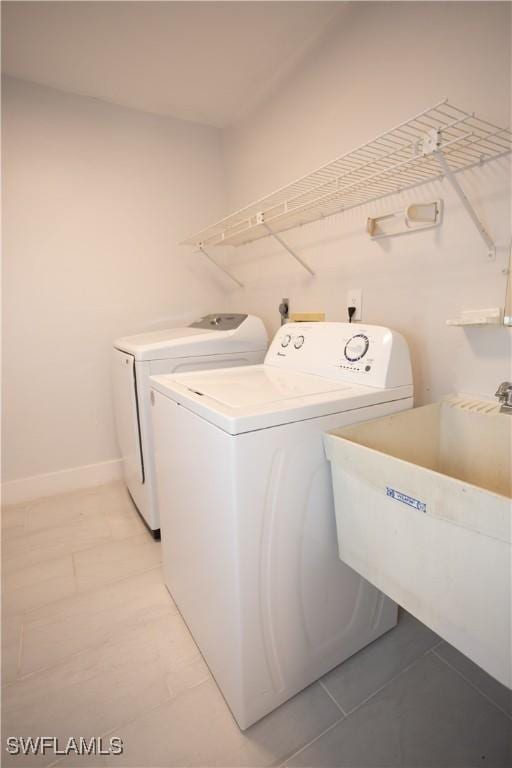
<box><xmin>2</xmin><ymin>483</ymin><xmax>511</xmax><ymax>767</ymax></box>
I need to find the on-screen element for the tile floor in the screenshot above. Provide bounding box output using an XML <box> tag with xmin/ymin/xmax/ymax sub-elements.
<box><xmin>2</xmin><ymin>483</ymin><xmax>511</xmax><ymax>767</ymax></box>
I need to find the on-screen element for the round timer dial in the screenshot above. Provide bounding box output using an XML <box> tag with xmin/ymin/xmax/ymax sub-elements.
<box><xmin>344</xmin><ymin>334</ymin><xmax>369</xmax><ymax>362</ymax></box>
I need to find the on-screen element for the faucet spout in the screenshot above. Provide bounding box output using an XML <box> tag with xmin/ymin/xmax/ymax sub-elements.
<box><xmin>495</xmin><ymin>381</ymin><xmax>512</xmax><ymax>413</ymax></box>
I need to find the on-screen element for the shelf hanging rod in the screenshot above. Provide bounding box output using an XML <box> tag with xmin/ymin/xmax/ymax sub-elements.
<box><xmin>197</xmin><ymin>243</ymin><xmax>244</xmax><ymax>288</ymax></box>
<box><xmin>257</xmin><ymin>215</ymin><xmax>314</xmax><ymax>277</ymax></box>
<box><xmin>425</xmin><ymin>129</ymin><xmax>496</xmax><ymax>258</ymax></box>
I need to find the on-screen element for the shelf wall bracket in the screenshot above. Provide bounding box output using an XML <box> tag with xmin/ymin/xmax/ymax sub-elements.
<box><xmin>197</xmin><ymin>243</ymin><xmax>243</xmax><ymax>288</ymax></box>
<box><xmin>424</xmin><ymin>129</ymin><xmax>496</xmax><ymax>259</ymax></box>
<box><xmin>257</xmin><ymin>214</ymin><xmax>315</xmax><ymax>277</ymax></box>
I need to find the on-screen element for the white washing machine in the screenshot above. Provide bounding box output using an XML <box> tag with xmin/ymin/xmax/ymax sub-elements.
<box><xmin>150</xmin><ymin>322</ymin><xmax>413</xmax><ymax>728</ymax></box>
<box><xmin>112</xmin><ymin>314</ymin><xmax>267</xmax><ymax>535</ymax></box>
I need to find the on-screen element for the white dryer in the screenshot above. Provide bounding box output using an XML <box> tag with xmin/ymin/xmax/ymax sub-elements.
<box><xmin>112</xmin><ymin>314</ymin><xmax>267</xmax><ymax>535</ymax></box>
<box><xmin>150</xmin><ymin>322</ymin><xmax>413</xmax><ymax>728</ymax></box>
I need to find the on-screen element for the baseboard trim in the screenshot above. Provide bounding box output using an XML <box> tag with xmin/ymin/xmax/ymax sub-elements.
<box><xmin>2</xmin><ymin>459</ymin><xmax>123</xmax><ymax>506</ymax></box>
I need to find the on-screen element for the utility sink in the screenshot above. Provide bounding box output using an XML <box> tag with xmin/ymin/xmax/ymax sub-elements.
<box><xmin>324</xmin><ymin>395</ymin><xmax>511</xmax><ymax>688</ymax></box>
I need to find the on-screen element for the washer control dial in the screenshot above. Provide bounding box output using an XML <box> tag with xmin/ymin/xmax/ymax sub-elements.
<box><xmin>294</xmin><ymin>335</ymin><xmax>305</xmax><ymax>349</ymax></box>
<box><xmin>344</xmin><ymin>334</ymin><xmax>369</xmax><ymax>362</ymax></box>
<box><xmin>281</xmin><ymin>334</ymin><xmax>291</xmax><ymax>348</ymax></box>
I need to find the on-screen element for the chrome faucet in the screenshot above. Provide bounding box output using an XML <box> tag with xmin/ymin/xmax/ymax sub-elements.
<box><xmin>495</xmin><ymin>382</ymin><xmax>512</xmax><ymax>413</ymax></box>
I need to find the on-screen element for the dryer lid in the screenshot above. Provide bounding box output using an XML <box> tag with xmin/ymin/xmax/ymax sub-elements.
<box><xmin>113</xmin><ymin>314</ymin><xmax>267</xmax><ymax>361</ymax></box>
<box><xmin>114</xmin><ymin>327</ymin><xmax>213</xmax><ymax>360</ymax></box>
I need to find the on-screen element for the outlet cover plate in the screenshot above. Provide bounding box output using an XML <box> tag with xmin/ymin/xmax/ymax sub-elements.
<box><xmin>347</xmin><ymin>289</ymin><xmax>362</xmax><ymax>321</ymax></box>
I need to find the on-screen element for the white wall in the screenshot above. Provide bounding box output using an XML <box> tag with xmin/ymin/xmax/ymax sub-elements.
<box><xmin>2</xmin><ymin>76</ymin><xmax>227</xmax><ymax>496</ymax></box>
<box><xmin>222</xmin><ymin>1</ymin><xmax>511</xmax><ymax>403</ymax></box>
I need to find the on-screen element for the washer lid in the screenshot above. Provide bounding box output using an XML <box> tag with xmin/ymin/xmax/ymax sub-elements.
<box><xmin>177</xmin><ymin>366</ymin><xmax>348</xmax><ymax>408</ymax></box>
<box><xmin>150</xmin><ymin>364</ymin><xmax>413</xmax><ymax>434</ymax></box>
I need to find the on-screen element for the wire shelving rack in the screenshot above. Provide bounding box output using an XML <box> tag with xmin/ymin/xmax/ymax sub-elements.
<box><xmin>183</xmin><ymin>100</ymin><xmax>511</xmax><ymax>285</ymax></box>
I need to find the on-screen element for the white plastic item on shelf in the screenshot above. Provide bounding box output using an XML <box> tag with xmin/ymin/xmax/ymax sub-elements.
<box><xmin>446</xmin><ymin>307</ymin><xmax>502</xmax><ymax>326</ymax></box>
<box><xmin>366</xmin><ymin>200</ymin><xmax>442</xmax><ymax>239</ymax></box>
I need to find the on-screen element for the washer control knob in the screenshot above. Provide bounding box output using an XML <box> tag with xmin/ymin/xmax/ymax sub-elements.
<box><xmin>281</xmin><ymin>334</ymin><xmax>291</xmax><ymax>348</ymax></box>
<box><xmin>294</xmin><ymin>335</ymin><xmax>305</xmax><ymax>349</ymax></box>
<box><xmin>344</xmin><ymin>334</ymin><xmax>369</xmax><ymax>362</ymax></box>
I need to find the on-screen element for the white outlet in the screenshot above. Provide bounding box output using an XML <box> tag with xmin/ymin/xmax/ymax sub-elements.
<box><xmin>347</xmin><ymin>289</ymin><xmax>362</xmax><ymax>321</ymax></box>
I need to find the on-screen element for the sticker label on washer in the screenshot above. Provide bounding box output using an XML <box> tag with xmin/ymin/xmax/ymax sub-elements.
<box><xmin>386</xmin><ymin>487</ymin><xmax>426</xmax><ymax>513</ymax></box>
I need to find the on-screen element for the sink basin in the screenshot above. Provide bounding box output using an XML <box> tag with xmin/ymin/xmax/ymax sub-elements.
<box><xmin>324</xmin><ymin>395</ymin><xmax>511</xmax><ymax>688</ymax></box>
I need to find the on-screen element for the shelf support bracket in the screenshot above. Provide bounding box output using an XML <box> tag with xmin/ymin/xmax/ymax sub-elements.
<box><xmin>197</xmin><ymin>243</ymin><xmax>243</xmax><ymax>288</ymax></box>
<box><xmin>424</xmin><ymin>129</ymin><xmax>496</xmax><ymax>259</ymax></box>
<box><xmin>257</xmin><ymin>214</ymin><xmax>315</xmax><ymax>277</ymax></box>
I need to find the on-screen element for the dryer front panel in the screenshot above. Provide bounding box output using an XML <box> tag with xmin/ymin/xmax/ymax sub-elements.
<box><xmin>112</xmin><ymin>349</ymin><xmax>145</xmax><ymax>494</ymax></box>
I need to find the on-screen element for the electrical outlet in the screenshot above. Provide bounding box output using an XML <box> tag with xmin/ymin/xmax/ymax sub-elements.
<box><xmin>347</xmin><ymin>289</ymin><xmax>362</xmax><ymax>321</ymax></box>
<box><xmin>279</xmin><ymin>297</ymin><xmax>289</xmax><ymax>325</ymax></box>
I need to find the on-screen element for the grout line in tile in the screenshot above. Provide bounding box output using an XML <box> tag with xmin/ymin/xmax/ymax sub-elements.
<box><xmin>3</xmin><ymin>494</ymin><xmax>138</xmax><ymax>561</ymax></box>
<box><xmin>343</xmin><ymin>650</ymin><xmax>432</xmax><ymax>718</ymax></box>
<box><xmin>3</xmin><ymin>565</ymin><xmax>79</xmax><ymax>625</ymax></box>
<box><xmin>432</xmin><ymin>647</ymin><xmax>512</xmax><ymax>721</ymax></box>
<box><xmin>70</xmin><ymin>549</ymin><xmax>79</xmax><ymax>584</ymax></box>
<box><xmin>6</xmin><ymin>636</ymin><xmax>117</xmax><ymax>691</ymax></box>
<box><xmin>5</xmin><ymin>584</ymin><xmax>173</xmax><ymax>688</ymax></box>
<box><xmin>7</xmin><ymin>610</ymin><xmax>174</xmax><ymax>691</ymax></box>
<box><xmin>3</xmin><ymin>532</ymin><xmax>112</xmax><ymax>567</ymax></box>
<box><xmin>22</xmin><ymin>562</ymin><xmax>164</xmax><ymax>624</ymax></box>
<box><xmin>3</xmin><ymin>513</ymin><xmax>149</xmax><ymax>563</ymax></box>
<box><xmin>73</xmin><ymin>557</ymin><xmax>163</xmax><ymax>596</ymax></box>
<box><xmin>283</xmin><ymin>648</ymin><xmax>442</xmax><ymax>766</ymax></box>
<box><xmin>46</xmin><ymin>699</ymin><xmax>175</xmax><ymax>768</ymax></box>
<box><xmin>318</xmin><ymin>679</ymin><xmax>347</xmax><ymax>716</ymax></box>
<box><xmin>49</xmin><ymin>693</ymin><xmax>177</xmax><ymax>768</ymax></box>
<box><xmin>278</xmin><ymin>714</ymin><xmax>345</xmax><ymax>767</ymax></box>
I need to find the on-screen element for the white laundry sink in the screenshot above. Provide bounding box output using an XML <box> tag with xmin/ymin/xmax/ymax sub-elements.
<box><xmin>324</xmin><ymin>395</ymin><xmax>511</xmax><ymax>689</ymax></box>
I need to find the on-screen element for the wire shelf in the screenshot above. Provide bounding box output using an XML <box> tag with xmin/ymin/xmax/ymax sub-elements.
<box><xmin>183</xmin><ymin>100</ymin><xmax>511</xmax><ymax>248</ymax></box>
